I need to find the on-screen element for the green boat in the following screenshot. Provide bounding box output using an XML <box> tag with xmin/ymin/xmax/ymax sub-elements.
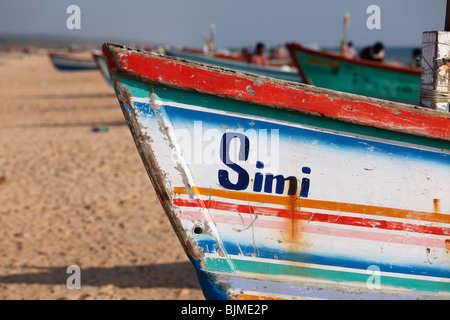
<box><xmin>286</xmin><ymin>43</ymin><xmax>421</xmax><ymax>104</ymax></box>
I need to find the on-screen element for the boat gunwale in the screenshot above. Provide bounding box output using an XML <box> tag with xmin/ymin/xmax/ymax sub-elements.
<box><xmin>102</xmin><ymin>43</ymin><xmax>450</xmax><ymax>143</ymax></box>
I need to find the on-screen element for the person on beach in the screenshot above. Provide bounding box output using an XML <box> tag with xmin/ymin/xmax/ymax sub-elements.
<box><xmin>411</xmin><ymin>48</ymin><xmax>422</xmax><ymax>68</ymax></box>
<box><xmin>341</xmin><ymin>40</ymin><xmax>357</xmax><ymax>59</ymax></box>
<box><xmin>359</xmin><ymin>42</ymin><xmax>385</xmax><ymax>62</ymax></box>
<box><xmin>241</xmin><ymin>47</ymin><xmax>251</xmax><ymax>63</ymax></box>
<box><xmin>250</xmin><ymin>42</ymin><xmax>269</xmax><ymax>67</ymax></box>
<box><xmin>346</xmin><ymin>41</ymin><xmax>357</xmax><ymax>59</ymax></box>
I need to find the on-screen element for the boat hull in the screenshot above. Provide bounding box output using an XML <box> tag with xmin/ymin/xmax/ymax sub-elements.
<box><xmin>287</xmin><ymin>43</ymin><xmax>421</xmax><ymax>104</ymax></box>
<box><xmin>49</xmin><ymin>53</ymin><xmax>98</xmax><ymax>71</ymax></box>
<box><xmin>92</xmin><ymin>52</ymin><xmax>113</xmax><ymax>87</ymax></box>
<box><xmin>103</xmin><ymin>43</ymin><xmax>450</xmax><ymax>300</ymax></box>
<box><xmin>165</xmin><ymin>48</ymin><xmax>302</xmax><ymax>82</ymax></box>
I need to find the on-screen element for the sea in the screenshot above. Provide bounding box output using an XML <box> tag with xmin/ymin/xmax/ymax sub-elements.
<box><xmin>1</xmin><ymin>34</ymin><xmax>419</xmax><ymax>66</ymax></box>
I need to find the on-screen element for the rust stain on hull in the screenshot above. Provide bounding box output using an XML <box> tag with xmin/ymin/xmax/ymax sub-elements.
<box><xmin>433</xmin><ymin>199</ymin><xmax>441</xmax><ymax>214</ymax></box>
<box><xmin>281</xmin><ymin>192</ymin><xmax>307</xmax><ymax>254</ymax></box>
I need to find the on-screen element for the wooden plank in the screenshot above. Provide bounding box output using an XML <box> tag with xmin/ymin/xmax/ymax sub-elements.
<box><xmin>420</xmin><ymin>31</ymin><xmax>450</xmax><ymax>112</ymax></box>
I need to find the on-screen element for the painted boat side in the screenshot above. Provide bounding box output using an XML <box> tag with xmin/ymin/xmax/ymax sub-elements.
<box><xmin>165</xmin><ymin>48</ymin><xmax>302</xmax><ymax>82</ymax></box>
<box><xmin>49</xmin><ymin>53</ymin><xmax>98</xmax><ymax>71</ymax></box>
<box><xmin>286</xmin><ymin>43</ymin><xmax>421</xmax><ymax>104</ymax></box>
<box><xmin>103</xmin><ymin>43</ymin><xmax>450</xmax><ymax>300</ymax></box>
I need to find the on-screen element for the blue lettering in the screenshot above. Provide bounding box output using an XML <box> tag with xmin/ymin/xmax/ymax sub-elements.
<box><xmin>264</xmin><ymin>174</ymin><xmax>298</xmax><ymax>195</ymax></box>
<box><xmin>253</xmin><ymin>161</ymin><xmax>264</xmax><ymax>192</ymax></box>
<box><xmin>218</xmin><ymin>134</ymin><xmax>311</xmax><ymax>197</ymax></box>
<box><xmin>218</xmin><ymin>133</ymin><xmax>250</xmax><ymax>191</ymax></box>
<box><xmin>300</xmin><ymin>167</ymin><xmax>311</xmax><ymax>197</ymax></box>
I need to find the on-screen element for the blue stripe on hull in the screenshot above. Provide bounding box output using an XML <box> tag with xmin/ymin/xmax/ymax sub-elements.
<box><xmin>197</xmin><ymin>240</ymin><xmax>450</xmax><ymax>280</ymax></box>
<box><xmin>128</xmin><ymin>100</ymin><xmax>449</xmax><ymax>166</ymax></box>
<box><xmin>162</xmin><ymin>105</ymin><xmax>449</xmax><ymax>166</ymax></box>
<box><xmin>210</xmin><ymin>272</ymin><xmax>446</xmax><ymax>300</ymax></box>
<box><xmin>189</xmin><ymin>257</ymin><xmax>231</xmax><ymax>300</ymax></box>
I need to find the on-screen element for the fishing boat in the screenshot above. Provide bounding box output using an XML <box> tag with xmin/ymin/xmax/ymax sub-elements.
<box><xmin>92</xmin><ymin>51</ymin><xmax>113</xmax><ymax>87</ymax></box>
<box><xmin>286</xmin><ymin>43</ymin><xmax>421</xmax><ymax>104</ymax></box>
<box><xmin>48</xmin><ymin>52</ymin><xmax>98</xmax><ymax>71</ymax></box>
<box><xmin>103</xmin><ymin>42</ymin><xmax>450</xmax><ymax>300</ymax></box>
<box><xmin>181</xmin><ymin>47</ymin><xmax>294</xmax><ymax>67</ymax></box>
<box><xmin>165</xmin><ymin>48</ymin><xmax>302</xmax><ymax>82</ymax></box>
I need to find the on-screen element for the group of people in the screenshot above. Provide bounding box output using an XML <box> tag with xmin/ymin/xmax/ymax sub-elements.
<box><xmin>342</xmin><ymin>40</ymin><xmax>385</xmax><ymax>62</ymax></box>
<box><xmin>342</xmin><ymin>40</ymin><xmax>421</xmax><ymax>68</ymax></box>
<box><xmin>241</xmin><ymin>42</ymin><xmax>289</xmax><ymax>67</ymax></box>
<box><xmin>243</xmin><ymin>41</ymin><xmax>388</xmax><ymax>68</ymax></box>
<box><xmin>241</xmin><ymin>41</ymin><xmax>422</xmax><ymax>69</ymax></box>
<box><xmin>241</xmin><ymin>42</ymin><xmax>270</xmax><ymax>66</ymax></box>
<box><xmin>249</xmin><ymin>41</ymin><xmax>389</xmax><ymax>67</ymax></box>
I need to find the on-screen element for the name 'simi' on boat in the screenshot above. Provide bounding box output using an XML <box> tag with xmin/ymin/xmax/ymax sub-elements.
<box><xmin>102</xmin><ymin>42</ymin><xmax>450</xmax><ymax>300</ymax></box>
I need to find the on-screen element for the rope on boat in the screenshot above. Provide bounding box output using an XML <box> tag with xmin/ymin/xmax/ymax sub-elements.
<box><xmin>419</xmin><ymin>88</ymin><xmax>450</xmax><ymax>103</ymax></box>
<box><xmin>419</xmin><ymin>42</ymin><xmax>450</xmax><ymax>109</ymax></box>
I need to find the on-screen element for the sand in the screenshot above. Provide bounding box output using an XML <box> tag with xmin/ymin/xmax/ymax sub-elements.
<box><xmin>0</xmin><ymin>53</ymin><xmax>204</xmax><ymax>300</ymax></box>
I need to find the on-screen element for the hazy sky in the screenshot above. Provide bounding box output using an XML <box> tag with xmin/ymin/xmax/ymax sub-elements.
<box><xmin>0</xmin><ymin>0</ymin><xmax>446</xmax><ymax>48</ymax></box>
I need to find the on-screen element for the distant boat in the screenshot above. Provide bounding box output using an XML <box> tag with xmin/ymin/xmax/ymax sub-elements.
<box><xmin>92</xmin><ymin>51</ymin><xmax>112</xmax><ymax>87</ymax></box>
<box><xmin>0</xmin><ymin>53</ymin><xmax>26</xmax><ymax>59</ymax></box>
<box><xmin>48</xmin><ymin>52</ymin><xmax>98</xmax><ymax>71</ymax></box>
<box><xmin>286</xmin><ymin>43</ymin><xmax>421</xmax><ymax>104</ymax></box>
<box><xmin>103</xmin><ymin>43</ymin><xmax>450</xmax><ymax>300</ymax></box>
<box><xmin>165</xmin><ymin>48</ymin><xmax>302</xmax><ymax>82</ymax></box>
<box><xmin>181</xmin><ymin>47</ymin><xmax>294</xmax><ymax>67</ymax></box>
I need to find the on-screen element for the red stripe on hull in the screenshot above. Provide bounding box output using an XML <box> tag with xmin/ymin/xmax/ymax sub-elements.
<box><xmin>173</xmin><ymin>198</ymin><xmax>450</xmax><ymax>237</ymax></box>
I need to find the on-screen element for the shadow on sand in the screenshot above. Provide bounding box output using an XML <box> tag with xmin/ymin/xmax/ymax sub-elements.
<box><xmin>0</xmin><ymin>262</ymin><xmax>201</xmax><ymax>290</ymax></box>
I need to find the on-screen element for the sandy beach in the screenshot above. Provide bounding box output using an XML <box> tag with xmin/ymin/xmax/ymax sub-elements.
<box><xmin>0</xmin><ymin>53</ymin><xmax>204</xmax><ymax>300</ymax></box>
